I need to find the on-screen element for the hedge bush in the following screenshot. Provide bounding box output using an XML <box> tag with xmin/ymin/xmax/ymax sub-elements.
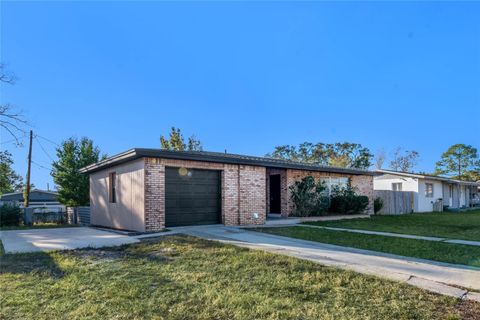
<box><xmin>0</xmin><ymin>203</ymin><xmax>22</xmax><ymax>226</ymax></box>
<box><xmin>329</xmin><ymin>185</ymin><xmax>369</xmax><ymax>214</ymax></box>
<box><xmin>374</xmin><ymin>197</ymin><xmax>384</xmax><ymax>214</ymax></box>
<box><xmin>289</xmin><ymin>176</ymin><xmax>330</xmax><ymax>217</ymax></box>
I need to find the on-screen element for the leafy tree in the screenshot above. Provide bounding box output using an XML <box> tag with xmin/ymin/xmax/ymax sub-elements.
<box><xmin>0</xmin><ymin>150</ymin><xmax>23</xmax><ymax>194</ymax></box>
<box><xmin>435</xmin><ymin>144</ymin><xmax>480</xmax><ymax>181</ymax></box>
<box><xmin>266</xmin><ymin>145</ymin><xmax>302</xmax><ymax>162</ymax></box>
<box><xmin>187</xmin><ymin>135</ymin><xmax>203</xmax><ymax>151</ymax></box>
<box><xmin>389</xmin><ymin>147</ymin><xmax>419</xmax><ymax>172</ymax></box>
<box><xmin>267</xmin><ymin>142</ymin><xmax>372</xmax><ymax>169</ymax></box>
<box><xmin>51</xmin><ymin>137</ymin><xmax>105</xmax><ymax>206</ymax></box>
<box><xmin>160</xmin><ymin>127</ymin><xmax>203</xmax><ymax>151</ymax></box>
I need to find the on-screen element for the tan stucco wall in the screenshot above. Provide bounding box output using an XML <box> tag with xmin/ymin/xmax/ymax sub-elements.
<box><xmin>90</xmin><ymin>159</ymin><xmax>145</xmax><ymax>231</ymax></box>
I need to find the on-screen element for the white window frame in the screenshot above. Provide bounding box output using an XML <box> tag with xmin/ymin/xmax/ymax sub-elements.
<box><xmin>392</xmin><ymin>183</ymin><xmax>402</xmax><ymax>191</ymax></box>
<box><xmin>425</xmin><ymin>183</ymin><xmax>434</xmax><ymax>198</ymax></box>
<box><xmin>320</xmin><ymin>177</ymin><xmax>349</xmax><ymax>196</ymax></box>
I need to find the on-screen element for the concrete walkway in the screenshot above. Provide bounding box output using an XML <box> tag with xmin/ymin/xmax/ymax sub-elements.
<box><xmin>265</xmin><ymin>214</ymin><xmax>370</xmax><ymax>226</ymax></box>
<box><xmin>300</xmin><ymin>224</ymin><xmax>480</xmax><ymax>247</ymax></box>
<box><xmin>167</xmin><ymin>225</ymin><xmax>480</xmax><ymax>301</ymax></box>
<box><xmin>0</xmin><ymin>227</ymin><xmax>139</xmax><ymax>253</ymax></box>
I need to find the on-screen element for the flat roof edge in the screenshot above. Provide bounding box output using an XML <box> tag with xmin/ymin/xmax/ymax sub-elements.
<box><xmin>80</xmin><ymin>148</ymin><xmax>376</xmax><ymax>176</ymax></box>
<box><xmin>375</xmin><ymin>169</ymin><xmax>480</xmax><ymax>185</ymax></box>
<box><xmin>79</xmin><ymin>149</ymin><xmax>138</xmax><ymax>173</ymax></box>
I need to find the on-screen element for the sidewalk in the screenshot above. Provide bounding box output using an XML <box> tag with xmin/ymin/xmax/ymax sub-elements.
<box><xmin>265</xmin><ymin>214</ymin><xmax>370</xmax><ymax>226</ymax></box>
<box><xmin>170</xmin><ymin>225</ymin><xmax>480</xmax><ymax>301</ymax></box>
<box><xmin>300</xmin><ymin>224</ymin><xmax>480</xmax><ymax>247</ymax></box>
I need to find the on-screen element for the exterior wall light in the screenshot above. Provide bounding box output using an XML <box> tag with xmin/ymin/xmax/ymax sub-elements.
<box><xmin>178</xmin><ymin>167</ymin><xmax>188</xmax><ymax>176</ymax></box>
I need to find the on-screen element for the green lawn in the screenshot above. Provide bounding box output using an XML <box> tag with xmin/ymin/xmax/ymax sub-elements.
<box><xmin>303</xmin><ymin>211</ymin><xmax>480</xmax><ymax>241</ymax></box>
<box><xmin>1</xmin><ymin>236</ymin><xmax>478</xmax><ymax>320</ymax></box>
<box><xmin>251</xmin><ymin>226</ymin><xmax>480</xmax><ymax>267</ymax></box>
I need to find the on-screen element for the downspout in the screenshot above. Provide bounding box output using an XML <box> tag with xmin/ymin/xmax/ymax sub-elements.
<box><xmin>237</xmin><ymin>165</ymin><xmax>241</xmax><ymax>225</ymax></box>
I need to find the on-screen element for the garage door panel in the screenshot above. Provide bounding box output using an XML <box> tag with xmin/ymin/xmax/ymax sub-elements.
<box><xmin>165</xmin><ymin>167</ymin><xmax>221</xmax><ymax>227</ymax></box>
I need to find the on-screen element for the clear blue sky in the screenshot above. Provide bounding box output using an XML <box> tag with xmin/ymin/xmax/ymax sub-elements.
<box><xmin>1</xmin><ymin>1</ymin><xmax>479</xmax><ymax>190</ymax></box>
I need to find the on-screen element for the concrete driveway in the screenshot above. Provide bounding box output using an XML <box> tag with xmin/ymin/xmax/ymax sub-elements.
<box><xmin>0</xmin><ymin>227</ymin><xmax>139</xmax><ymax>253</ymax></box>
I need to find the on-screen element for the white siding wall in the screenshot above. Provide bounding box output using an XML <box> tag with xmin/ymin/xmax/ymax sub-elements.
<box><xmin>374</xmin><ymin>176</ymin><xmax>420</xmax><ymax>211</ymax></box>
<box><xmin>460</xmin><ymin>185</ymin><xmax>466</xmax><ymax>207</ymax></box>
<box><xmin>374</xmin><ymin>177</ymin><xmax>418</xmax><ymax>192</ymax></box>
<box><xmin>417</xmin><ymin>179</ymin><xmax>443</xmax><ymax>212</ymax></box>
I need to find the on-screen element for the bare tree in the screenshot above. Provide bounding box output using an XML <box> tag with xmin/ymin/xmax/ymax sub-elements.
<box><xmin>375</xmin><ymin>149</ymin><xmax>386</xmax><ymax>169</ymax></box>
<box><xmin>389</xmin><ymin>147</ymin><xmax>419</xmax><ymax>172</ymax></box>
<box><xmin>0</xmin><ymin>64</ymin><xmax>27</xmax><ymax>145</ymax></box>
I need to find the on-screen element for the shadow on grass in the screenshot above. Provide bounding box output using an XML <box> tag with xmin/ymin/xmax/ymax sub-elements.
<box><xmin>0</xmin><ymin>252</ymin><xmax>64</xmax><ymax>278</ymax></box>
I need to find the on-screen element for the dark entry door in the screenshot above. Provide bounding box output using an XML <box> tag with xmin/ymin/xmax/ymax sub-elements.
<box><xmin>165</xmin><ymin>167</ymin><xmax>221</xmax><ymax>227</ymax></box>
<box><xmin>269</xmin><ymin>174</ymin><xmax>281</xmax><ymax>213</ymax></box>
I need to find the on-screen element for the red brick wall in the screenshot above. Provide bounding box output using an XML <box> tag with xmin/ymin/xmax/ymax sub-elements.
<box><xmin>222</xmin><ymin>164</ymin><xmax>240</xmax><ymax>226</ymax></box>
<box><xmin>350</xmin><ymin>174</ymin><xmax>374</xmax><ymax>213</ymax></box>
<box><xmin>239</xmin><ymin>165</ymin><xmax>266</xmax><ymax>225</ymax></box>
<box><xmin>144</xmin><ymin>157</ymin><xmax>373</xmax><ymax>231</ymax></box>
<box><xmin>286</xmin><ymin>169</ymin><xmax>374</xmax><ymax>215</ymax></box>
<box><xmin>143</xmin><ymin>158</ymin><xmax>266</xmax><ymax>231</ymax></box>
<box><xmin>144</xmin><ymin>158</ymin><xmax>165</xmax><ymax>231</ymax></box>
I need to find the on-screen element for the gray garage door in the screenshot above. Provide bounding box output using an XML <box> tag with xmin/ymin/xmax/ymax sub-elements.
<box><xmin>165</xmin><ymin>167</ymin><xmax>221</xmax><ymax>227</ymax></box>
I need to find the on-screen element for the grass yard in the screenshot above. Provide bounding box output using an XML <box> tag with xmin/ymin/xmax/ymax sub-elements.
<box><xmin>251</xmin><ymin>226</ymin><xmax>480</xmax><ymax>267</ymax></box>
<box><xmin>1</xmin><ymin>235</ymin><xmax>479</xmax><ymax>320</ymax></box>
<box><xmin>303</xmin><ymin>210</ymin><xmax>480</xmax><ymax>241</ymax></box>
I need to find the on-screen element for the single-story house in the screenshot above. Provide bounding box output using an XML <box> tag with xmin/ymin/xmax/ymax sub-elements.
<box><xmin>0</xmin><ymin>189</ymin><xmax>65</xmax><ymax>212</ymax></box>
<box><xmin>80</xmin><ymin>148</ymin><xmax>375</xmax><ymax>232</ymax></box>
<box><xmin>374</xmin><ymin>169</ymin><xmax>480</xmax><ymax>212</ymax></box>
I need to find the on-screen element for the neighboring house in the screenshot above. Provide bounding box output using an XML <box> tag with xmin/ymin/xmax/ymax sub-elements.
<box><xmin>80</xmin><ymin>148</ymin><xmax>375</xmax><ymax>232</ymax></box>
<box><xmin>374</xmin><ymin>169</ymin><xmax>480</xmax><ymax>212</ymax></box>
<box><xmin>0</xmin><ymin>189</ymin><xmax>65</xmax><ymax>212</ymax></box>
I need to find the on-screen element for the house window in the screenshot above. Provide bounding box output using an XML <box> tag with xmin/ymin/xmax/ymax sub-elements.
<box><xmin>425</xmin><ymin>183</ymin><xmax>434</xmax><ymax>198</ymax></box>
<box><xmin>321</xmin><ymin>177</ymin><xmax>349</xmax><ymax>196</ymax></box>
<box><xmin>449</xmin><ymin>185</ymin><xmax>453</xmax><ymax>198</ymax></box>
<box><xmin>109</xmin><ymin>172</ymin><xmax>116</xmax><ymax>203</ymax></box>
<box><xmin>392</xmin><ymin>183</ymin><xmax>402</xmax><ymax>191</ymax></box>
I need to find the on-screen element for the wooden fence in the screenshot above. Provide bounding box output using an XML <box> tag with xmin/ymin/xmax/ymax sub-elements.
<box><xmin>374</xmin><ymin>190</ymin><xmax>414</xmax><ymax>215</ymax></box>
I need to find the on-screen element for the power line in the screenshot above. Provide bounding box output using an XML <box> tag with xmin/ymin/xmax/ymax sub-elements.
<box><xmin>35</xmin><ymin>134</ymin><xmax>60</xmax><ymax>147</ymax></box>
<box><xmin>31</xmin><ymin>160</ymin><xmax>51</xmax><ymax>171</ymax></box>
<box><xmin>34</xmin><ymin>136</ymin><xmax>56</xmax><ymax>162</ymax></box>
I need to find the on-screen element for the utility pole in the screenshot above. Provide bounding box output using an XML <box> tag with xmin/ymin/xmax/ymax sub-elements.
<box><xmin>24</xmin><ymin>130</ymin><xmax>33</xmax><ymax>208</ymax></box>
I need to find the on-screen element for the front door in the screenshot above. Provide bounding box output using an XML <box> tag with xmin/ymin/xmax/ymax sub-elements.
<box><xmin>269</xmin><ymin>174</ymin><xmax>281</xmax><ymax>213</ymax></box>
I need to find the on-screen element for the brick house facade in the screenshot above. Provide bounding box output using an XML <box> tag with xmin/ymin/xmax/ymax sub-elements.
<box><xmin>82</xmin><ymin>149</ymin><xmax>375</xmax><ymax>232</ymax></box>
<box><xmin>144</xmin><ymin>158</ymin><xmax>266</xmax><ymax>231</ymax></box>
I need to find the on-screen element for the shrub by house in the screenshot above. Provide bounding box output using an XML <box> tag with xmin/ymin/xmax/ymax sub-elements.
<box><xmin>289</xmin><ymin>176</ymin><xmax>330</xmax><ymax>217</ymax></box>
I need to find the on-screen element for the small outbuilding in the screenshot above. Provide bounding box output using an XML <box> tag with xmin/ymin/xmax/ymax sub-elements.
<box><xmin>80</xmin><ymin>149</ymin><xmax>375</xmax><ymax>232</ymax></box>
